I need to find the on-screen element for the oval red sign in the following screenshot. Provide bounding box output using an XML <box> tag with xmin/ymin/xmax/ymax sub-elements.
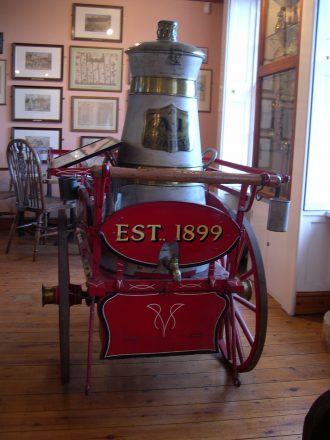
<box><xmin>100</xmin><ymin>201</ymin><xmax>240</xmax><ymax>266</ymax></box>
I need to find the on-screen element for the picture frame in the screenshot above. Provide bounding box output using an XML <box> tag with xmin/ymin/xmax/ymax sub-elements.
<box><xmin>69</xmin><ymin>46</ymin><xmax>123</xmax><ymax>92</ymax></box>
<box><xmin>80</xmin><ymin>136</ymin><xmax>106</xmax><ymax>147</ymax></box>
<box><xmin>71</xmin><ymin>96</ymin><xmax>118</xmax><ymax>132</ymax></box>
<box><xmin>199</xmin><ymin>47</ymin><xmax>209</xmax><ymax>64</ymax></box>
<box><xmin>72</xmin><ymin>4</ymin><xmax>123</xmax><ymax>42</ymax></box>
<box><xmin>12</xmin><ymin>86</ymin><xmax>62</xmax><ymax>122</ymax></box>
<box><xmin>197</xmin><ymin>69</ymin><xmax>212</xmax><ymax>112</ymax></box>
<box><xmin>12</xmin><ymin>127</ymin><xmax>62</xmax><ymax>150</ymax></box>
<box><xmin>12</xmin><ymin>43</ymin><xmax>64</xmax><ymax>80</ymax></box>
<box><xmin>0</xmin><ymin>60</ymin><xmax>6</xmax><ymax>105</ymax></box>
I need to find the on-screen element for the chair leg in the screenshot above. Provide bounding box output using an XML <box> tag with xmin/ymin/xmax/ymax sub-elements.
<box><xmin>40</xmin><ymin>213</ymin><xmax>48</xmax><ymax>245</ymax></box>
<box><xmin>6</xmin><ymin>213</ymin><xmax>19</xmax><ymax>254</ymax></box>
<box><xmin>33</xmin><ymin>213</ymin><xmax>43</xmax><ymax>262</ymax></box>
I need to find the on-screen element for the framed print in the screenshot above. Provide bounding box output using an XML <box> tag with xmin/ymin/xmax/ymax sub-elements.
<box><xmin>80</xmin><ymin>136</ymin><xmax>105</xmax><ymax>147</ymax></box>
<box><xmin>69</xmin><ymin>46</ymin><xmax>122</xmax><ymax>91</ymax></box>
<box><xmin>199</xmin><ymin>47</ymin><xmax>209</xmax><ymax>64</ymax></box>
<box><xmin>12</xmin><ymin>127</ymin><xmax>62</xmax><ymax>150</ymax></box>
<box><xmin>0</xmin><ymin>60</ymin><xmax>6</xmax><ymax>105</ymax></box>
<box><xmin>71</xmin><ymin>96</ymin><xmax>118</xmax><ymax>132</ymax></box>
<box><xmin>12</xmin><ymin>86</ymin><xmax>62</xmax><ymax>122</ymax></box>
<box><xmin>12</xmin><ymin>43</ymin><xmax>63</xmax><ymax>80</ymax></box>
<box><xmin>72</xmin><ymin>4</ymin><xmax>123</xmax><ymax>42</ymax></box>
<box><xmin>197</xmin><ymin>69</ymin><xmax>212</xmax><ymax>112</ymax></box>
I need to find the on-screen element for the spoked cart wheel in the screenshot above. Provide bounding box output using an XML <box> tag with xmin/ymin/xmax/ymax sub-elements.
<box><xmin>218</xmin><ymin>215</ymin><xmax>268</xmax><ymax>384</ymax></box>
<box><xmin>58</xmin><ymin>208</ymin><xmax>70</xmax><ymax>384</ymax></box>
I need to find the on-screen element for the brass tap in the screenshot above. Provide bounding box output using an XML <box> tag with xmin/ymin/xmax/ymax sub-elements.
<box><xmin>168</xmin><ymin>256</ymin><xmax>181</xmax><ymax>282</ymax></box>
<box><xmin>158</xmin><ymin>241</ymin><xmax>181</xmax><ymax>282</ymax></box>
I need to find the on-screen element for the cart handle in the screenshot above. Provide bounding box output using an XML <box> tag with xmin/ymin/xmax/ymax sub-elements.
<box><xmin>97</xmin><ymin>165</ymin><xmax>283</xmax><ymax>188</ymax></box>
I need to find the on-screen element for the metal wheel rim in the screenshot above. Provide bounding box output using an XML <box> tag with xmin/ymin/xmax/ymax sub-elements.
<box><xmin>218</xmin><ymin>213</ymin><xmax>268</xmax><ymax>372</ymax></box>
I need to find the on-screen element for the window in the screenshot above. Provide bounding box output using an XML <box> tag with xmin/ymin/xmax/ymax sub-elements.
<box><xmin>219</xmin><ymin>0</ymin><xmax>260</xmax><ymax>167</ymax></box>
<box><xmin>304</xmin><ymin>0</ymin><xmax>330</xmax><ymax>211</ymax></box>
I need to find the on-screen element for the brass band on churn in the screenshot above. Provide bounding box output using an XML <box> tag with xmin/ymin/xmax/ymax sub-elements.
<box><xmin>130</xmin><ymin>76</ymin><xmax>196</xmax><ymax>98</ymax></box>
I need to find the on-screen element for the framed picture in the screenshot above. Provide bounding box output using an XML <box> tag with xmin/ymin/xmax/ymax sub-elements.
<box><xmin>12</xmin><ymin>43</ymin><xmax>64</xmax><ymax>80</ymax></box>
<box><xmin>69</xmin><ymin>46</ymin><xmax>123</xmax><ymax>92</ymax></box>
<box><xmin>127</xmin><ymin>61</ymin><xmax>132</xmax><ymax>85</ymax></box>
<box><xmin>12</xmin><ymin>86</ymin><xmax>62</xmax><ymax>122</ymax></box>
<box><xmin>199</xmin><ymin>47</ymin><xmax>209</xmax><ymax>64</ymax></box>
<box><xmin>12</xmin><ymin>127</ymin><xmax>62</xmax><ymax>150</ymax></box>
<box><xmin>0</xmin><ymin>60</ymin><xmax>6</xmax><ymax>105</ymax></box>
<box><xmin>71</xmin><ymin>96</ymin><xmax>118</xmax><ymax>132</ymax></box>
<box><xmin>197</xmin><ymin>69</ymin><xmax>212</xmax><ymax>112</ymax></box>
<box><xmin>80</xmin><ymin>136</ymin><xmax>106</xmax><ymax>147</ymax></box>
<box><xmin>72</xmin><ymin>4</ymin><xmax>123</xmax><ymax>42</ymax></box>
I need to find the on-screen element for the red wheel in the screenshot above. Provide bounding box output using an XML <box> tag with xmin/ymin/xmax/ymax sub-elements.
<box><xmin>58</xmin><ymin>208</ymin><xmax>70</xmax><ymax>383</ymax></box>
<box><xmin>218</xmin><ymin>216</ymin><xmax>267</xmax><ymax>372</ymax></box>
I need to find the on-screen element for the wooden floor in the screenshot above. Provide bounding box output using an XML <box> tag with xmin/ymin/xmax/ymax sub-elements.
<box><xmin>0</xmin><ymin>232</ymin><xmax>329</xmax><ymax>440</ymax></box>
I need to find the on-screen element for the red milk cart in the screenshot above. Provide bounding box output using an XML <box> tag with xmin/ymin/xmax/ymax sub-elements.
<box><xmin>44</xmin><ymin>143</ymin><xmax>289</xmax><ymax>394</ymax></box>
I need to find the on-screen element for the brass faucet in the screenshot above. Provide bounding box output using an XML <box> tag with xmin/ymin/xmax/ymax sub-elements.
<box><xmin>167</xmin><ymin>255</ymin><xmax>181</xmax><ymax>282</ymax></box>
<box><xmin>158</xmin><ymin>241</ymin><xmax>181</xmax><ymax>282</ymax></box>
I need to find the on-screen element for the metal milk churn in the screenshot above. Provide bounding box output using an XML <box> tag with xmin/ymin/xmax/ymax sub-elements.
<box><xmin>103</xmin><ymin>21</ymin><xmax>209</xmax><ymax>277</ymax></box>
<box><xmin>116</xmin><ymin>20</ymin><xmax>206</xmax><ymax>209</ymax></box>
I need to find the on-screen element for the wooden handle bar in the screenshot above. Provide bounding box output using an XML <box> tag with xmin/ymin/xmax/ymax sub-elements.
<box><xmin>102</xmin><ymin>166</ymin><xmax>282</xmax><ymax>187</ymax></box>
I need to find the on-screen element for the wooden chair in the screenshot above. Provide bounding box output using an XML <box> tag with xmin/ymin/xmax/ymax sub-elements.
<box><xmin>5</xmin><ymin>139</ymin><xmax>74</xmax><ymax>261</ymax></box>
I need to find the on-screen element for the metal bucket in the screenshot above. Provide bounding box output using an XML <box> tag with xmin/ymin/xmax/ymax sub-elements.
<box><xmin>267</xmin><ymin>197</ymin><xmax>291</xmax><ymax>232</ymax></box>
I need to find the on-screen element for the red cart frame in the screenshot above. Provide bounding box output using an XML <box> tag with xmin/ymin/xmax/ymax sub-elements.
<box><xmin>44</xmin><ymin>155</ymin><xmax>289</xmax><ymax>394</ymax></box>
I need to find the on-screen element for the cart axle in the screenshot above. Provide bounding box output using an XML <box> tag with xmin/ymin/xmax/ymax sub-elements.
<box><xmin>42</xmin><ymin>284</ymin><xmax>83</xmax><ymax>306</ymax></box>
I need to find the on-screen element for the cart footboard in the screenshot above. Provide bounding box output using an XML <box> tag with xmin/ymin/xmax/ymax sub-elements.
<box><xmin>98</xmin><ymin>291</ymin><xmax>228</xmax><ymax>358</ymax></box>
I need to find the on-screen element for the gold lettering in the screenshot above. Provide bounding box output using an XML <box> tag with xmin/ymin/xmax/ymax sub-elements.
<box><xmin>182</xmin><ymin>224</ymin><xmax>195</xmax><ymax>241</ymax></box>
<box><xmin>175</xmin><ymin>224</ymin><xmax>181</xmax><ymax>241</ymax></box>
<box><xmin>116</xmin><ymin>224</ymin><xmax>129</xmax><ymax>241</ymax></box>
<box><xmin>210</xmin><ymin>225</ymin><xmax>223</xmax><ymax>241</ymax></box>
<box><xmin>131</xmin><ymin>224</ymin><xmax>145</xmax><ymax>241</ymax></box>
<box><xmin>147</xmin><ymin>224</ymin><xmax>162</xmax><ymax>241</ymax></box>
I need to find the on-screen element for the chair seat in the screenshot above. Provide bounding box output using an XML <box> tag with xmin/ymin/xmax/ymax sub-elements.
<box><xmin>44</xmin><ymin>195</ymin><xmax>75</xmax><ymax>212</ymax></box>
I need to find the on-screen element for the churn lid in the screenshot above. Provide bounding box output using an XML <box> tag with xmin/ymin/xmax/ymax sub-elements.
<box><xmin>126</xmin><ymin>20</ymin><xmax>205</xmax><ymax>60</ymax></box>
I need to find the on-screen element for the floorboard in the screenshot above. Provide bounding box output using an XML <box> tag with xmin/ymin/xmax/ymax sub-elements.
<box><xmin>0</xmin><ymin>232</ymin><xmax>329</xmax><ymax>439</ymax></box>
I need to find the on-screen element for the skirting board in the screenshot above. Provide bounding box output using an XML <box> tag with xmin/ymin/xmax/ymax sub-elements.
<box><xmin>296</xmin><ymin>291</ymin><xmax>330</xmax><ymax>315</ymax></box>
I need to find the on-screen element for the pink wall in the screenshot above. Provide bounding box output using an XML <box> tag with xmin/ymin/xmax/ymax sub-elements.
<box><xmin>0</xmin><ymin>0</ymin><xmax>223</xmax><ymax>169</ymax></box>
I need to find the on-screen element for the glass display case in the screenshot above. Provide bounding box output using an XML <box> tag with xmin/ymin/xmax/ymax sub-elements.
<box><xmin>264</xmin><ymin>0</ymin><xmax>300</xmax><ymax>63</ymax></box>
<box><xmin>253</xmin><ymin>0</ymin><xmax>302</xmax><ymax>198</ymax></box>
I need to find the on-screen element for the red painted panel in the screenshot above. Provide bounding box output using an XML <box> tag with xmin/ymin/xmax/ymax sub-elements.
<box><xmin>98</xmin><ymin>291</ymin><xmax>227</xmax><ymax>358</ymax></box>
<box><xmin>100</xmin><ymin>201</ymin><xmax>240</xmax><ymax>266</ymax></box>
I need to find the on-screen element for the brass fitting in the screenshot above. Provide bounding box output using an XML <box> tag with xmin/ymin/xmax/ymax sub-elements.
<box><xmin>168</xmin><ymin>256</ymin><xmax>182</xmax><ymax>282</ymax></box>
<box><xmin>42</xmin><ymin>284</ymin><xmax>57</xmax><ymax>306</ymax></box>
<box><xmin>241</xmin><ymin>280</ymin><xmax>253</xmax><ymax>301</ymax></box>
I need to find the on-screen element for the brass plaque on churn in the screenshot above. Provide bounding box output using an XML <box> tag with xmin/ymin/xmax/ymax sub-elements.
<box><xmin>142</xmin><ymin>104</ymin><xmax>191</xmax><ymax>153</ymax></box>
